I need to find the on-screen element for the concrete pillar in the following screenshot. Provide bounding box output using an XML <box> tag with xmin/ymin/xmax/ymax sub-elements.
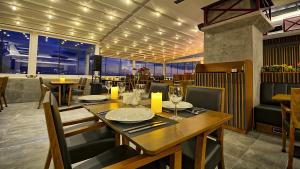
<box><xmin>95</xmin><ymin>44</ymin><xmax>100</xmax><ymax>55</ymax></box>
<box><xmin>27</xmin><ymin>32</ymin><xmax>38</xmax><ymax>75</ymax></box>
<box><xmin>132</xmin><ymin>60</ymin><xmax>136</xmax><ymax>75</ymax></box>
<box><xmin>202</xmin><ymin>11</ymin><xmax>273</xmax><ymax>106</ymax></box>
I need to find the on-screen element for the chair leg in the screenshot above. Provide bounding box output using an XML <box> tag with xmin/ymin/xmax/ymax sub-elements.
<box><xmin>287</xmin><ymin>125</ymin><xmax>295</xmax><ymax>169</ymax></box>
<box><xmin>37</xmin><ymin>93</ymin><xmax>44</xmax><ymax>109</ymax></box>
<box><xmin>0</xmin><ymin>95</ymin><xmax>3</xmax><ymax>110</ymax></box>
<box><xmin>282</xmin><ymin>124</ymin><xmax>287</xmax><ymax>152</ymax></box>
<box><xmin>3</xmin><ymin>93</ymin><xmax>7</xmax><ymax>107</ymax></box>
<box><xmin>217</xmin><ymin>126</ymin><xmax>225</xmax><ymax>169</ymax></box>
<box><xmin>68</xmin><ymin>86</ymin><xmax>72</xmax><ymax>106</ymax></box>
<box><xmin>44</xmin><ymin>147</ymin><xmax>52</xmax><ymax>169</ymax></box>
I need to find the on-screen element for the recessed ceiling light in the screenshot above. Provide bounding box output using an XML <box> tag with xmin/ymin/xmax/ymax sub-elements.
<box><xmin>154</xmin><ymin>11</ymin><xmax>161</xmax><ymax>17</ymax></box>
<box><xmin>124</xmin><ymin>48</ymin><xmax>127</xmax><ymax>52</ymax></box>
<box><xmin>177</xmin><ymin>21</ymin><xmax>182</xmax><ymax>26</ymax></box>
<box><xmin>114</xmin><ymin>40</ymin><xmax>118</xmax><ymax>44</ymax></box>
<box><xmin>11</xmin><ymin>6</ymin><xmax>17</xmax><ymax>11</ymax></box>
<box><xmin>16</xmin><ymin>21</ymin><xmax>20</xmax><ymax>25</ymax></box>
<box><xmin>108</xmin><ymin>15</ymin><xmax>114</xmax><ymax>20</ymax></box>
<box><xmin>90</xmin><ymin>36</ymin><xmax>94</xmax><ymax>39</ymax></box>
<box><xmin>116</xmin><ymin>52</ymin><xmax>120</xmax><ymax>55</ymax></box>
<box><xmin>175</xmin><ymin>36</ymin><xmax>179</xmax><ymax>40</ymax></box>
<box><xmin>139</xmin><ymin>50</ymin><xmax>142</xmax><ymax>54</ymax></box>
<box><xmin>48</xmin><ymin>14</ymin><xmax>53</xmax><ymax>19</ymax></box>
<box><xmin>124</xmin><ymin>33</ymin><xmax>128</xmax><ymax>37</ymax></box>
<box><xmin>158</xmin><ymin>31</ymin><xmax>162</xmax><ymax>35</ymax></box>
<box><xmin>46</xmin><ymin>27</ymin><xmax>50</xmax><ymax>31</ymax></box>
<box><xmin>125</xmin><ymin>0</ymin><xmax>132</xmax><ymax>4</ymax></box>
<box><xmin>133</xmin><ymin>44</ymin><xmax>137</xmax><ymax>47</ymax></box>
<box><xmin>106</xmin><ymin>46</ymin><xmax>110</xmax><ymax>49</ymax></box>
<box><xmin>137</xmin><ymin>24</ymin><xmax>142</xmax><ymax>29</ymax></box>
<box><xmin>70</xmin><ymin>32</ymin><xmax>74</xmax><ymax>35</ymax></box>
<box><xmin>83</xmin><ymin>7</ymin><xmax>88</xmax><ymax>12</ymax></box>
<box><xmin>98</xmin><ymin>27</ymin><xmax>103</xmax><ymax>31</ymax></box>
<box><xmin>74</xmin><ymin>22</ymin><xmax>80</xmax><ymax>26</ymax></box>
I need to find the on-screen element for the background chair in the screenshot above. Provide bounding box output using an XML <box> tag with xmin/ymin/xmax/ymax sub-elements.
<box><xmin>287</xmin><ymin>88</ymin><xmax>300</xmax><ymax>169</ymax></box>
<box><xmin>182</xmin><ymin>86</ymin><xmax>225</xmax><ymax>169</ymax></box>
<box><xmin>0</xmin><ymin>78</ymin><xmax>4</xmax><ymax>111</ymax></box>
<box><xmin>43</xmin><ymin>90</ymin><xmax>117</xmax><ymax>169</ymax></box>
<box><xmin>149</xmin><ymin>83</ymin><xmax>169</xmax><ymax>101</ymax></box>
<box><xmin>0</xmin><ymin>77</ymin><xmax>8</xmax><ymax>108</ymax></box>
<box><xmin>68</xmin><ymin>78</ymin><xmax>87</xmax><ymax>106</ymax></box>
<box><xmin>43</xmin><ymin>91</ymin><xmax>163</xmax><ymax>169</ymax></box>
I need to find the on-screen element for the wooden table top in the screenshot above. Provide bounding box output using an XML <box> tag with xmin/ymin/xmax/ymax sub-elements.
<box><xmin>84</xmin><ymin>101</ymin><xmax>232</xmax><ymax>155</ymax></box>
<box><xmin>272</xmin><ymin>94</ymin><xmax>291</xmax><ymax>102</ymax></box>
<box><xmin>50</xmin><ymin>81</ymin><xmax>78</xmax><ymax>85</ymax></box>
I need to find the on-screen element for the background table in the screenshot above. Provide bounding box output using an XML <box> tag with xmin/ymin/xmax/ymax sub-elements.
<box><xmin>50</xmin><ymin>81</ymin><xmax>78</xmax><ymax>106</ymax></box>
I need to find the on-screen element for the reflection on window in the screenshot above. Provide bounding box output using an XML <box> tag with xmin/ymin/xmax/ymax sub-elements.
<box><xmin>136</xmin><ymin>61</ymin><xmax>146</xmax><ymax>70</ymax></box>
<box><xmin>0</xmin><ymin>29</ymin><xmax>29</xmax><ymax>74</ymax></box>
<box><xmin>166</xmin><ymin>62</ymin><xmax>198</xmax><ymax>77</ymax></box>
<box><xmin>37</xmin><ymin>36</ymin><xmax>94</xmax><ymax>75</ymax></box>
<box><xmin>120</xmin><ymin>59</ymin><xmax>132</xmax><ymax>76</ymax></box>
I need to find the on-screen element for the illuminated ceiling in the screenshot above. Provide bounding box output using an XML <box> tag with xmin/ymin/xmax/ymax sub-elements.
<box><xmin>0</xmin><ymin>0</ymin><xmax>295</xmax><ymax>63</ymax></box>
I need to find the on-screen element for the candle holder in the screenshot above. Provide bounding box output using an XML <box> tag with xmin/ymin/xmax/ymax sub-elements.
<box><xmin>111</xmin><ymin>87</ymin><xmax>119</xmax><ymax>100</ymax></box>
<box><xmin>151</xmin><ymin>92</ymin><xmax>162</xmax><ymax>113</ymax></box>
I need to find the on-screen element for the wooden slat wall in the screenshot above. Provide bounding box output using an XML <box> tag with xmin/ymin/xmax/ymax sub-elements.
<box><xmin>261</xmin><ymin>72</ymin><xmax>300</xmax><ymax>83</ymax></box>
<box><xmin>196</xmin><ymin>72</ymin><xmax>246</xmax><ymax>130</ymax></box>
<box><xmin>264</xmin><ymin>35</ymin><xmax>300</xmax><ymax>67</ymax></box>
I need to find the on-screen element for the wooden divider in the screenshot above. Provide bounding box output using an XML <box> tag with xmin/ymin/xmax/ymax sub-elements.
<box><xmin>261</xmin><ymin>72</ymin><xmax>300</xmax><ymax>83</ymax></box>
<box><xmin>263</xmin><ymin>34</ymin><xmax>300</xmax><ymax>67</ymax></box>
<box><xmin>195</xmin><ymin>60</ymin><xmax>253</xmax><ymax>133</ymax></box>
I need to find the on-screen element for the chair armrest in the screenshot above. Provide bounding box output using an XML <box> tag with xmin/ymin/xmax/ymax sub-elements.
<box><xmin>59</xmin><ymin>105</ymin><xmax>83</xmax><ymax>112</ymax></box>
<box><xmin>63</xmin><ymin>116</ymin><xmax>98</xmax><ymax>126</ymax></box>
<box><xmin>64</xmin><ymin>122</ymin><xmax>106</xmax><ymax>137</ymax></box>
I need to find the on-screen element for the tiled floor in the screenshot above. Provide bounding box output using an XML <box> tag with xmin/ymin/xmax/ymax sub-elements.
<box><xmin>0</xmin><ymin>102</ymin><xmax>299</xmax><ymax>169</ymax></box>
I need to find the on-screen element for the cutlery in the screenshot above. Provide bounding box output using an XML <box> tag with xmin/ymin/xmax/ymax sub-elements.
<box><xmin>128</xmin><ymin>122</ymin><xmax>168</xmax><ymax>134</ymax></box>
<box><xmin>122</xmin><ymin>121</ymin><xmax>164</xmax><ymax>132</ymax></box>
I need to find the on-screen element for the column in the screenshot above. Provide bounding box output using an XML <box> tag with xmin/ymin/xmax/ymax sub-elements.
<box><xmin>94</xmin><ymin>44</ymin><xmax>100</xmax><ymax>55</ymax></box>
<box><xmin>85</xmin><ymin>54</ymin><xmax>90</xmax><ymax>75</ymax></box>
<box><xmin>27</xmin><ymin>32</ymin><xmax>38</xmax><ymax>75</ymax></box>
<box><xmin>132</xmin><ymin>60</ymin><xmax>136</xmax><ymax>75</ymax></box>
<box><xmin>162</xmin><ymin>63</ymin><xmax>166</xmax><ymax>76</ymax></box>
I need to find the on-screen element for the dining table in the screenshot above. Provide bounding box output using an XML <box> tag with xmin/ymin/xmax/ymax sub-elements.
<box><xmin>84</xmin><ymin>99</ymin><xmax>232</xmax><ymax>169</ymax></box>
<box><xmin>50</xmin><ymin>80</ymin><xmax>78</xmax><ymax>106</ymax></box>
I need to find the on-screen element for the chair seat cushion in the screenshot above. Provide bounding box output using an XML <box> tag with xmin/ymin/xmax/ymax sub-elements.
<box><xmin>182</xmin><ymin>138</ymin><xmax>221</xmax><ymax>169</ymax></box>
<box><xmin>254</xmin><ymin>104</ymin><xmax>282</xmax><ymax>127</ymax></box>
<box><xmin>73</xmin><ymin>145</ymin><xmax>138</xmax><ymax>169</ymax></box>
<box><xmin>66</xmin><ymin>123</ymin><xmax>115</xmax><ymax>164</ymax></box>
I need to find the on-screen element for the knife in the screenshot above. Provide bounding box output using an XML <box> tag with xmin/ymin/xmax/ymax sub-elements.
<box><xmin>122</xmin><ymin>121</ymin><xmax>164</xmax><ymax>132</ymax></box>
<box><xmin>128</xmin><ymin>122</ymin><xmax>168</xmax><ymax>134</ymax></box>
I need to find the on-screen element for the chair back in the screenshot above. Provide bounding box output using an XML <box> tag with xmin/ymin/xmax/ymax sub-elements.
<box><xmin>149</xmin><ymin>83</ymin><xmax>169</xmax><ymax>101</ymax></box>
<box><xmin>185</xmin><ymin>86</ymin><xmax>225</xmax><ymax>112</ymax></box>
<box><xmin>81</xmin><ymin>78</ymin><xmax>87</xmax><ymax>89</ymax></box>
<box><xmin>0</xmin><ymin>78</ymin><xmax>4</xmax><ymax>93</ymax></box>
<box><xmin>1</xmin><ymin>77</ymin><xmax>8</xmax><ymax>93</ymax></box>
<box><xmin>78</xmin><ymin>77</ymin><xmax>83</xmax><ymax>86</ymax></box>
<box><xmin>291</xmin><ymin>88</ymin><xmax>300</xmax><ymax>129</ymax></box>
<box><xmin>43</xmin><ymin>91</ymin><xmax>72</xmax><ymax>169</ymax></box>
<box><xmin>39</xmin><ymin>77</ymin><xmax>44</xmax><ymax>92</ymax></box>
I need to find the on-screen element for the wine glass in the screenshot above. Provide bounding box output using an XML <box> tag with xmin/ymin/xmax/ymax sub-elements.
<box><xmin>105</xmin><ymin>81</ymin><xmax>112</xmax><ymax>97</ymax></box>
<box><xmin>168</xmin><ymin>85</ymin><xmax>183</xmax><ymax>120</ymax></box>
<box><xmin>117</xmin><ymin>82</ymin><xmax>126</xmax><ymax>97</ymax></box>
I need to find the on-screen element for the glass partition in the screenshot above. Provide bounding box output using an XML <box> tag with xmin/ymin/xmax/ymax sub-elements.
<box><xmin>0</xmin><ymin>29</ymin><xmax>29</xmax><ymax>74</ymax></box>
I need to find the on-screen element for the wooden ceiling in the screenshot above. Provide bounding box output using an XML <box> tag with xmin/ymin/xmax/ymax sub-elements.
<box><xmin>0</xmin><ymin>0</ymin><xmax>219</xmax><ymax>63</ymax></box>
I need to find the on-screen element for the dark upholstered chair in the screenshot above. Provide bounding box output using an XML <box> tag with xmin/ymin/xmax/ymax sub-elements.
<box><xmin>0</xmin><ymin>77</ymin><xmax>8</xmax><ymax>109</ymax></box>
<box><xmin>149</xmin><ymin>83</ymin><xmax>169</xmax><ymax>101</ymax></box>
<box><xmin>185</xmin><ymin>86</ymin><xmax>224</xmax><ymax>112</ymax></box>
<box><xmin>43</xmin><ymin>91</ymin><xmax>116</xmax><ymax>169</ymax></box>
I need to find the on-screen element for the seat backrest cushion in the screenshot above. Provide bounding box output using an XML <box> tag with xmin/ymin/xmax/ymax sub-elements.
<box><xmin>260</xmin><ymin>83</ymin><xmax>275</xmax><ymax>105</ymax></box>
<box><xmin>185</xmin><ymin>86</ymin><xmax>223</xmax><ymax>112</ymax></box>
<box><xmin>48</xmin><ymin>92</ymin><xmax>72</xmax><ymax>169</ymax></box>
<box><xmin>149</xmin><ymin>83</ymin><xmax>169</xmax><ymax>101</ymax></box>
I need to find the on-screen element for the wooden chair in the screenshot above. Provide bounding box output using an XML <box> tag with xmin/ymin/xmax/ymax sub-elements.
<box><xmin>181</xmin><ymin>86</ymin><xmax>225</xmax><ymax>169</ymax></box>
<box><xmin>0</xmin><ymin>78</ymin><xmax>4</xmax><ymax>111</ymax></box>
<box><xmin>287</xmin><ymin>88</ymin><xmax>300</xmax><ymax>169</ymax></box>
<box><xmin>68</xmin><ymin>78</ymin><xmax>88</xmax><ymax>106</ymax></box>
<box><xmin>0</xmin><ymin>77</ymin><xmax>8</xmax><ymax>108</ymax></box>
<box><xmin>43</xmin><ymin>91</ymin><xmax>173</xmax><ymax>169</ymax></box>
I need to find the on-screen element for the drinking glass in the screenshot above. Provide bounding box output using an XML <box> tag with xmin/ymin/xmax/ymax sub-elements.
<box><xmin>105</xmin><ymin>81</ymin><xmax>112</xmax><ymax>97</ymax></box>
<box><xmin>168</xmin><ymin>85</ymin><xmax>183</xmax><ymax>120</ymax></box>
<box><xmin>117</xmin><ymin>82</ymin><xmax>126</xmax><ymax>96</ymax></box>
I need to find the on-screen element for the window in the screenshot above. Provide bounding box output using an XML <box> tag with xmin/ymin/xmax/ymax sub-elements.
<box><xmin>166</xmin><ymin>63</ymin><xmax>172</xmax><ymax>77</ymax></box>
<box><xmin>104</xmin><ymin>57</ymin><xmax>121</xmax><ymax>76</ymax></box>
<box><xmin>171</xmin><ymin>63</ymin><xmax>178</xmax><ymax>76</ymax></box>
<box><xmin>120</xmin><ymin>59</ymin><xmax>132</xmax><ymax>75</ymax></box>
<box><xmin>0</xmin><ymin>29</ymin><xmax>29</xmax><ymax>74</ymax></box>
<box><xmin>136</xmin><ymin>61</ymin><xmax>145</xmax><ymax>70</ymax></box>
<box><xmin>37</xmin><ymin>35</ymin><xmax>94</xmax><ymax>75</ymax></box>
<box><xmin>185</xmin><ymin>62</ymin><xmax>194</xmax><ymax>73</ymax></box>
<box><xmin>154</xmin><ymin>63</ymin><xmax>163</xmax><ymax>76</ymax></box>
<box><xmin>145</xmin><ymin>62</ymin><xmax>155</xmax><ymax>75</ymax></box>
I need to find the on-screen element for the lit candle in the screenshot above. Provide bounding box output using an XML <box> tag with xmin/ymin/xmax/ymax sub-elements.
<box><xmin>111</xmin><ymin>87</ymin><xmax>119</xmax><ymax>100</ymax></box>
<box><xmin>59</xmin><ymin>77</ymin><xmax>65</xmax><ymax>82</ymax></box>
<box><xmin>151</xmin><ymin>92</ymin><xmax>162</xmax><ymax>113</ymax></box>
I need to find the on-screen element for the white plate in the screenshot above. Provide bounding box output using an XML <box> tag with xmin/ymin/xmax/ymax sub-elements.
<box><xmin>78</xmin><ymin>95</ymin><xmax>108</xmax><ymax>102</ymax></box>
<box><xmin>105</xmin><ymin>108</ymin><xmax>154</xmax><ymax>123</ymax></box>
<box><xmin>162</xmin><ymin>101</ymin><xmax>193</xmax><ymax>110</ymax></box>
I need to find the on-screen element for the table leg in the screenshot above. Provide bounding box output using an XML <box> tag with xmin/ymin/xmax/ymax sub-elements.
<box><xmin>169</xmin><ymin>148</ymin><xmax>182</xmax><ymax>169</ymax></box>
<box><xmin>287</xmin><ymin>123</ymin><xmax>295</xmax><ymax>169</ymax></box>
<box><xmin>194</xmin><ymin>133</ymin><xmax>208</xmax><ymax>169</ymax></box>
<box><xmin>58</xmin><ymin>86</ymin><xmax>61</xmax><ymax>107</ymax></box>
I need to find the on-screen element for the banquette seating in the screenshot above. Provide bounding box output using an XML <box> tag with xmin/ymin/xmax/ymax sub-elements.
<box><xmin>254</xmin><ymin>83</ymin><xmax>300</xmax><ymax>134</ymax></box>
